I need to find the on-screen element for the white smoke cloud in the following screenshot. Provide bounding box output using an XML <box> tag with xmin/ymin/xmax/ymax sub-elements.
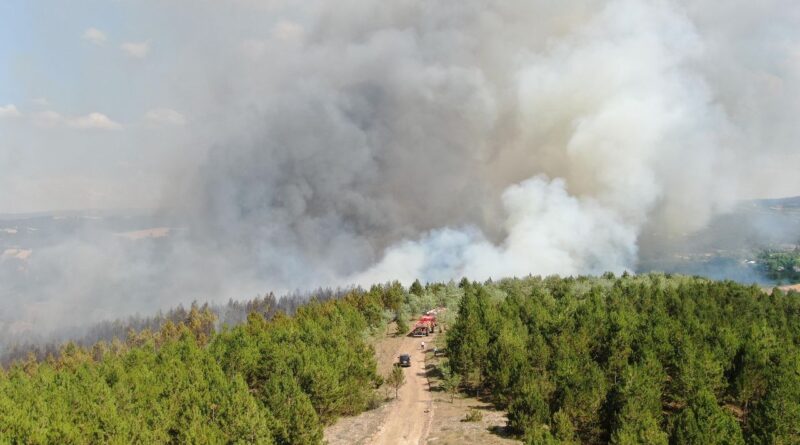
<box><xmin>3</xmin><ymin>0</ymin><xmax>800</xmax><ymax>334</ymax></box>
<box><xmin>349</xmin><ymin>176</ymin><xmax>638</xmax><ymax>284</ymax></box>
<box><xmin>177</xmin><ymin>0</ymin><xmax>755</xmax><ymax>288</ymax></box>
<box><xmin>271</xmin><ymin>20</ymin><xmax>304</xmax><ymax>43</ymax></box>
<box><xmin>350</xmin><ymin>0</ymin><xmax>737</xmax><ymax>284</ymax></box>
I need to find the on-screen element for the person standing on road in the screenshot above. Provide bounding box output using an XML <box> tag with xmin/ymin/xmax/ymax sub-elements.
<box><xmin>421</xmin><ymin>341</ymin><xmax>425</xmax><ymax>351</ymax></box>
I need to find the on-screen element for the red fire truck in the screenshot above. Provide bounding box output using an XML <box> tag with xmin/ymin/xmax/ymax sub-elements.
<box><xmin>411</xmin><ymin>314</ymin><xmax>437</xmax><ymax>336</ymax></box>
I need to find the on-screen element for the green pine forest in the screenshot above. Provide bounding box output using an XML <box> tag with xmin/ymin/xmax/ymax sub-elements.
<box><xmin>1</xmin><ymin>274</ymin><xmax>799</xmax><ymax>444</ymax></box>
<box><xmin>445</xmin><ymin>275</ymin><xmax>800</xmax><ymax>444</ymax></box>
<box><xmin>0</xmin><ymin>288</ymin><xmax>399</xmax><ymax>444</ymax></box>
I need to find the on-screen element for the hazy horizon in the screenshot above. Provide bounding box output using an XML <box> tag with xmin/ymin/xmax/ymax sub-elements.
<box><xmin>2</xmin><ymin>0</ymin><xmax>800</xmax><ymax>334</ymax></box>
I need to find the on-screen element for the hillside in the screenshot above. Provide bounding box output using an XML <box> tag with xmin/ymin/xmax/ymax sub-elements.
<box><xmin>0</xmin><ymin>288</ymin><xmax>395</xmax><ymax>444</ymax></box>
<box><xmin>1</xmin><ymin>275</ymin><xmax>799</xmax><ymax>444</ymax></box>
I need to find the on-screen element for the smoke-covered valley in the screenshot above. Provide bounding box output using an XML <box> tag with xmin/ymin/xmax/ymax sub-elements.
<box><xmin>2</xmin><ymin>0</ymin><xmax>800</xmax><ymax>339</ymax></box>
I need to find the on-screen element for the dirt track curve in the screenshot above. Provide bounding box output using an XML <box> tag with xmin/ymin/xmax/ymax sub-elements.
<box><xmin>370</xmin><ymin>333</ymin><xmax>434</xmax><ymax>445</ymax></box>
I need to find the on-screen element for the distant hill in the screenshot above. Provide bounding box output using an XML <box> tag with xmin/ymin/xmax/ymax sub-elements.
<box><xmin>638</xmin><ymin>196</ymin><xmax>800</xmax><ymax>284</ymax></box>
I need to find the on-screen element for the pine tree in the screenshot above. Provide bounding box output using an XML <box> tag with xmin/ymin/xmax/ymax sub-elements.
<box><xmin>441</xmin><ymin>370</ymin><xmax>462</xmax><ymax>403</ymax></box>
<box><xmin>386</xmin><ymin>366</ymin><xmax>406</xmax><ymax>399</ymax></box>
<box><xmin>410</xmin><ymin>279</ymin><xmax>424</xmax><ymax>296</ymax></box>
<box><xmin>745</xmin><ymin>352</ymin><xmax>800</xmax><ymax>445</ymax></box>
<box><xmin>671</xmin><ymin>390</ymin><xmax>744</xmax><ymax>445</ymax></box>
<box><xmin>395</xmin><ymin>310</ymin><xmax>409</xmax><ymax>336</ymax></box>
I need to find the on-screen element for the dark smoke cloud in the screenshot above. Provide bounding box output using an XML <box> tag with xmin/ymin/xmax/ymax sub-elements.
<box><xmin>2</xmin><ymin>0</ymin><xmax>800</xmax><ymax>336</ymax></box>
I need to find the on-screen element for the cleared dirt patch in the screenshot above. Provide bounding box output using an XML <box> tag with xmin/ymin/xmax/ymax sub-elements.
<box><xmin>779</xmin><ymin>283</ymin><xmax>800</xmax><ymax>292</ymax></box>
<box><xmin>324</xmin><ymin>403</ymin><xmax>394</xmax><ymax>445</ymax></box>
<box><xmin>425</xmin><ymin>350</ymin><xmax>521</xmax><ymax>445</ymax></box>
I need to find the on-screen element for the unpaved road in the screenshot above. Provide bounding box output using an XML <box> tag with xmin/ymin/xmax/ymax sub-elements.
<box><xmin>323</xmin><ymin>331</ymin><xmax>435</xmax><ymax>445</ymax></box>
<box><xmin>371</xmin><ymin>334</ymin><xmax>434</xmax><ymax>445</ymax></box>
<box><xmin>324</xmin><ymin>324</ymin><xmax>519</xmax><ymax>445</ymax></box>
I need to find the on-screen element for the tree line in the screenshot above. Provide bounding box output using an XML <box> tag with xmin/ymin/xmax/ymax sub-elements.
<box><xmin>0</xmin><ymin>287</ymin><xmax>355</xmax><ymax>366</ymax></box>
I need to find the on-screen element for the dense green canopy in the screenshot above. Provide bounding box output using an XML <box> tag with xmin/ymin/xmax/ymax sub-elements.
<box><xmin>0</xmin><ymin>292</ymin><xmax>389</xmax><ymax>444</ymax></box>
<box><xmin>446</xmin><ymin>274</ymin><xmax>800</xmax><ymax>444</ymax></box>
<box><xmin>1</xmin><ymin>274</ymin><xmax>798</xmax><ymax>444</ymax></box>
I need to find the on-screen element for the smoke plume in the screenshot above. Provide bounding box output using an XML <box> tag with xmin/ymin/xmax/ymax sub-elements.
<box><xmin>2</xmin><ymin>0</ymin><xmax>800</xmax><ymax>335</ymax></box>
<box><xmin>170</xmin><ymin>0</ymin><xmax>759</xmax><ymax>286</ymax></box>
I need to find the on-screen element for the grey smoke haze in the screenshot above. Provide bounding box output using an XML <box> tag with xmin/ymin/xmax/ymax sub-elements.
<box><xmin>1</xmin><ymin>0</ymin><xmax>800</xmax><ymax>334</ymax></box>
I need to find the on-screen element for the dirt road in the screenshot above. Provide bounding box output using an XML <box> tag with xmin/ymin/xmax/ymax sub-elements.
<box><xmin>370</xmin><ymin>334</ymin><xmax>434</xmax><ymax>445</ymax></box>
<box><xmin>324</xmin><ymin>323</ymin><xmax>518</xmax><ymax>445</ymax></box>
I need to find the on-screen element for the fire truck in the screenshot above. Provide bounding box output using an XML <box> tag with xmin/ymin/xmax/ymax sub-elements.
<box><xmin>411</xmin><ymin>313</ymin><xmax>437</xmax><ymax>336</ymax></box>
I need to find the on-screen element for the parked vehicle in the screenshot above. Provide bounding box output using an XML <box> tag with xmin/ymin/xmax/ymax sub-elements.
<box><xmin>398</xmin><ymin>353</ymin><xmax>411</xmax><ymax>367</ymax></box>
<box><xmin>411</xmin><ymin>313</ymin><xmax>438</xmax><ymax>336</ymax></box>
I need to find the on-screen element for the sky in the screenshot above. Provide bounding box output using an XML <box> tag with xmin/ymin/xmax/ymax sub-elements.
<box><xmin>1</xmin><ymin>0</ymin><xmax>799</xmax><ymax>215</ymax></box>
<box><xmin>0</xmin><ymin>1</ymin><xmax>198</xmax><ymax>213</ymax></box>
<box><xmin>1</xmin><ymin>0</ymin><xmax>800</xmax><ymax>333</ymax></box>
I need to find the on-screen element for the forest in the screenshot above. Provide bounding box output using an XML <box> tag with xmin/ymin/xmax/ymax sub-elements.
<box><xmin>1</xmin><ymin>274</ymin><xmax>798</xmax><ymax>444</ymax></box>
<box><xmin>0</xmin><ymin>285</ymin><xmax>407</xmax><ymax>444</ymax></box>
<box><xmin>445</xmin><ymin>274</ymin><xmax>800</xmax><ymax>444</ymax></box>
<box><xmin>0</xmin><ymin>287</ymin><xmax>354</xmax><ymax>366</ymax></box>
